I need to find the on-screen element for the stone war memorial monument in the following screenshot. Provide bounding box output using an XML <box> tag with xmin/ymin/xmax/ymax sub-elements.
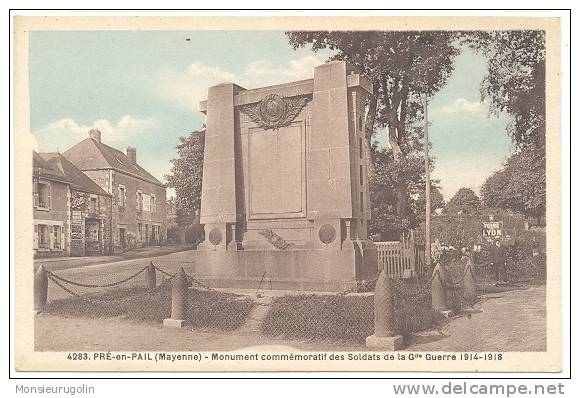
<box><xmin>194</xmin><ymin>61</ymin><xmax>377</xmax><ymax>291</ymax></box>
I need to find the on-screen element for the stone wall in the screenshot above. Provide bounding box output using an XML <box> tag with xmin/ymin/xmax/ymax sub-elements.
<box><xmin>33</xmin><ymin>178</ymin><xmax>70</xmax><ymax>258</ymax></box>
<box><xmin>69</xmin><ymin>189</ymin><xmax>113</xmax><ymax>256</ymax></box>
<box><xmin>111</xmin><ymin>170</ymin><xmax>167</xmax><ymax>251</ymax></box>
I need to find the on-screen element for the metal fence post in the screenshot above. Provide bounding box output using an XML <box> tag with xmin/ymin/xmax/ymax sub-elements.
<box><xmin>163</xmin><ymin>267</ymin><xmax>188</xmax><ymax>328</ymax></box>
<box><xmin>34</xmin><ymin>265</ymin><xmax>48</xmax><ymax>313</ymax></box>
<box><xmin>366</xmin><ymin>269</ymin><xmax>403</xmax><ymax>350</ymax></box>
<box><xmin>145</xmin><ymin>261</ymin><xmax>157</xmax><ymax>289</ymax></box>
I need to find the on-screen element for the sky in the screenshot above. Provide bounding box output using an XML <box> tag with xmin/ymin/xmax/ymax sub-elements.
<box><xmin>29</xmin><ymin>31</ymin><xmax>513</xmax><ymax>200</ymax></box>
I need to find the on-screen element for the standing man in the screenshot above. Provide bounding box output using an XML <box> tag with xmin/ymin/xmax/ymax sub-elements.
<box><xmin>490</xmin><ymin>240</ymin><xmax>508</xmax><ymax>286</ymax></box>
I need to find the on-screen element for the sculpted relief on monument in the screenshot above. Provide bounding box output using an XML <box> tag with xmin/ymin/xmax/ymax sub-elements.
<box><xmin>240</xmin><ymin>94</ymin><xmax>311</xmax><ymax>131</ymax></box>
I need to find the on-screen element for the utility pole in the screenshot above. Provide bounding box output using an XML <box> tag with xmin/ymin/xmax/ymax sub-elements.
<box><xmin>422</xmin><ymin>94</ymin><xmax>431</xmax><ymax>268</ymax></box>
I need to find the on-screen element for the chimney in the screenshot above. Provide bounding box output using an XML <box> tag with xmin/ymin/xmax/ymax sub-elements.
<box><xmin>88</xmin><ymin>128</ymin><xmax>101</xmax><ymax>143</ymax></box>
<box><xmin>126</xmin><ymin>147</ymin><xmax>137</xmax><ymax>164</ymax></box>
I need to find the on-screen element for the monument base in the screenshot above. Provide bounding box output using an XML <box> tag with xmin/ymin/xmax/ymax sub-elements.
<box><xmin>163</xmin><ymin>318</ymin><xmax>186</xmax><ymax>328</ymax></box>
<box><xmin>365</xmin><ymin>334</ymin><xmax>404</xmax><ymax>350</ymax></box>
<box><xmin>188</xmin><ymin>242</ymin><xmax>377</xmax><ymax>292</ymax></box>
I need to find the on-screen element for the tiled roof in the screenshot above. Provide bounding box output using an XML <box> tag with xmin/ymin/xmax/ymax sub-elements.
<box><xmin>34</xmin><ymin>151</ymin><xmax>110</xmax><ymax>196</ymax></box>
<box><xmin>63</xmin><ymin>138</ymin><xmax>164</xmax><ymax>186</ymax></box>
<box><xmin>33</xmin><ymin>151</ymin><xmax>65</xmax><ymax>181</ymax></box>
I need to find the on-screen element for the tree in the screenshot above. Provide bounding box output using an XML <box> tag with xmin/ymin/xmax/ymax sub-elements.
<box><xmin>165</xmin><ymin>129</ymin><xmax>205</xmax><ymax>227</ymax></box>
<box><xmin>445</xmin><ymin>187</ymin><xmax>481</xmax><ymax>215</ymax></box>
<box><xmin>415</xmin><ymin>183</ymin><xmax>446</xmax><ymax>215</ymax></box>
<box><xmin>368</xmin><ymin>147</ymin><xmax>425</xmax><ymax>239</ymax></box>
<box><xmin>287</xmin><ymin>31</ymin><xmax>460</xmax><ymax>224</ymax></box>
<box><xmin>463</xmin><ymin>31</ymin><xmax>546</xmax><ymax>149</ymax></box>
<box><xmin>481</xmin><ymin>145</ymin><xmax>545</xmax><ymax>218</ymax></box>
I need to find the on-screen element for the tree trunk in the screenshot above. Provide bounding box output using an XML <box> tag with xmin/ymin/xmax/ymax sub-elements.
<box><xmin>395</xmin><ymin>183</ymin><xmax>408</xmax><ymax>219</ymax></box>
<box><xmin>387</xmin><ymin>124</ymin><xmax>403</xmax><ymax>160</ymax></box>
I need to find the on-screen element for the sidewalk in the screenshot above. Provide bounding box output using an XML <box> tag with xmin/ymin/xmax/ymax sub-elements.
<box><xmin>34</xmin><ymin>244</ymin><xmax>192</xmax><ymax>272</ymax></box>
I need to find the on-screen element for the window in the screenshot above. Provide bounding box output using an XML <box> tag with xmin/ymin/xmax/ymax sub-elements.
<box><xmin>360</xmin><ymin>191</ymin><xmax>364</xmax><ymax>214</ymax></box>
<box><xmin>36</xmin><ymin>181</ymin><xmax>51</xmax><ymax>209</ymax></box>
<box><xmin>89</xmin><ymin>197</ymin><xmax>97</xmax><ymax>213</ymax></box>
<box><xmin>359</xmin><ymin>137</ymin><xmax>363</xmax><ymax>158</ymax></box>
<box><xmin>142</xmin><ymin>194</ymin><xmax>151</xmax><ymax>212</ymax></box>
<box><xmin>118</xmin><ymin>186</ymin><xmax>126</xmax><ymax>207</ymax></box>
<box><xmin>137</xmin><ymin>192</ymin><xmax>143</xmax><ymax>211</ymax></box>
<box><xmin>138</xmin><ymin>223</ymin><xmax>142</xmax><ymax>241</ymax></box>
<box><xmin>359</xmin><ymin>164</ymin><xmax>363</xmax><ymax>184</ymax></box>
<box><xmin>150</xmin><ymin>195</ymin><xmax>156</xmax><ymax>213</ymax></box>
<box><xmin>358</xmin><ymin>115</ymin><xmax>363</xmax><ymax>132</ymax></box>
<box><xmin>52</xmin><ymin>225</ymin><xmax>62</xmax><ymax>249</ymax></box>
<box><xmin>37</xmin><ymin>224</ymin><xmax>49</xmax><ymax>249</ymax></box>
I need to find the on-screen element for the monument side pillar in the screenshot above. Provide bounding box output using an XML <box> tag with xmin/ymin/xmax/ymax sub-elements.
<box><xmin>309</xmin><ymin>61</ymin><xmax>377</xmax><ymax>281</ymax></box>
<box><xmin>309</xmin><ymin>61</ymin><xmax>353</xmax><ymax>243</ymax></box>
<box><xmin>199</xmin><ymin>83</ymin><xmax>244</xmax><ymax>251</ymax></box>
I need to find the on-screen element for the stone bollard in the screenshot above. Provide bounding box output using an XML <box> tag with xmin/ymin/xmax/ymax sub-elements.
<box><xmin>145</xmin><ymin>262</ymin><xmax>157</xmax><ymax>289</ymax></box>
<box><xmin>366</xmin><ymin>269</ymin><xmax>403</xmax><ymax>350</ymax></box>
<box><xmin>34</xmin><ymin>265</ymin><xmax>48</xmax><ymax>313</ymax></box>
<box><xmin>163</xmin><ymin>267</ymin><xmax>188</xmax><ymax>328</ymax></box>
<box><xmin>431</xmin><ymin>262</ymin><xmax>451</xmax><ymax>316</ymax></box>
<box><xmin>462</xmin><ymin>257</ymin><xmax>477</xmax><ymax>306</ymax></box>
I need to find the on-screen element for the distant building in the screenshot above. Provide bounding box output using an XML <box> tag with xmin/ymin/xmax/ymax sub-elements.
<box><xmin>63</xmin><ymin>129</ymin><xmax>167</xmax><ymax>253</ymax></box>
<box><xmin>33</xmin><ymin>151</ymin><xmax>112</xmax><ymax>258</ymax></box>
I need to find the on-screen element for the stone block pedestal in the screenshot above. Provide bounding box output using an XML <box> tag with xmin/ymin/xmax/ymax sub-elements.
<box><xmin>365</xmin><ymin>334</ymin><xmax>403</xmax><ymax>351</ymax></box>
<box><xmin>163</xmin><ymin>318</ymin><xmax>186</xmax><ymax>328</ymax></box>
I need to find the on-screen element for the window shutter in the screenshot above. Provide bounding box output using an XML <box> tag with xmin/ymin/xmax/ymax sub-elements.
<box><xmin>47</xmin><ymin>183</ymin><xmax>52</xmax><ymax>210</ymax></box>
<box><xmin>33</xmin><ymin>225</ymin><xmax>38</xmax><ymax>249</ymax></box>
<box><xmin>49</xmin><ymin>225</ymin><xmax>55</xmax><ymax>249</ymax></box>
<box><xmin>61</xmin><ymin>226</ymin><xmax>65</xmax><ymax>249</ymax></box>
<box><xmin>33</xmin><ymin>180</ymin><xmax>39</xmax><ymax>207</ymax></box>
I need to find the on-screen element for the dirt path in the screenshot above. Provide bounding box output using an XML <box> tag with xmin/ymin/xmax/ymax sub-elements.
<box><xmin>406</xmin><ymin>286</ymin><xmax>546</xmax><ymax>352</ymax></box>
<box><xmin>35</xmin><ymin>286</ymin><xmax>546</xmax><ymax>352</ymax></box>
<box><xmin>34</xmin><ymin>315</ymin><xmax>363</xmax><ymax>352</ymax></box>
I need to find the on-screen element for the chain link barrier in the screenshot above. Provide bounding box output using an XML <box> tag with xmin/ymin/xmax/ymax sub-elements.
<box><xmin>47</xmin><ymin>266</ymin><xmax>149</xmax><ymax>289</ymax></box>
<box><xmin>38</xmin><ymin>254</ymin><xmax>521</xmax><ymax>345</ymax></box>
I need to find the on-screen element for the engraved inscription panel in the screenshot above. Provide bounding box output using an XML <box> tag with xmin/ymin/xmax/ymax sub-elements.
<box><xmin>248</xmin><ymin>123</ymin><xmax>305</xmax><ymax>219</ymax></box>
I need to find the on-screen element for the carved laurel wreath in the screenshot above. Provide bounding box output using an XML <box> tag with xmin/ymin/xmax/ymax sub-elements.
<box><xmin>241</xmin><ymin>94</ymin><xmax>311</xmax><ymax>130</ymax></box>
<box><xmin>259</xmin><ymin>229</ymin><xmax>294</xmax><ymax>250</ymax></box>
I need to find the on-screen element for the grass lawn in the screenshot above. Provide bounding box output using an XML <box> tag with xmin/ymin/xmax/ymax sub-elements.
<box><xmin>43</xmin><ymin>283</ymin><xmax>254</xmax><ymax>331</ymax></box>
<box><xmin>262</xmin><ymin>281</ymin><xmax>440</xmax><ymax>345</ymax></box>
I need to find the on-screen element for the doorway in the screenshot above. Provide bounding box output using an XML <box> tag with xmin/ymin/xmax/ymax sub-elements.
<box><xmin>119</xmin><ymin>227</ymin><xmax>126</xmax><ymax>251</ymax></box>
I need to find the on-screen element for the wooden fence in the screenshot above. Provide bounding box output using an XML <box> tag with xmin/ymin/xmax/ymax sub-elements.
<box><xmin>375</xmin><ymin>232</ymin><xmax>426</xmax><ymax>278</ymax></box>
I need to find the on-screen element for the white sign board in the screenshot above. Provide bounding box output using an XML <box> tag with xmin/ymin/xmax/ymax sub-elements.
<box><xmin>482</xmin><ymin>221</ymin><xmax>503</xmax><ymax>240</ymax></box>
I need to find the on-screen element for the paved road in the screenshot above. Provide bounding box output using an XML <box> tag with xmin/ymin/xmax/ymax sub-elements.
<box><xmin>34</xmin><ymin>244</ymin><xmax>192</xmax><ymax>272</ymax></box>
<box><xmin>43</xmin><ymin>250</ymin><xmax>197</xmax><ymax>302</ymax></box>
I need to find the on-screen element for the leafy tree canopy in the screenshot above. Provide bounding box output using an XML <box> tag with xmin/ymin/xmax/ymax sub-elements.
<box><xmin>481</xmin><ymin>144</ymin><xmax>545</xmax><ymax>218</ymax></box>
<box><xmin>462</xmin><ymin>30</ymin><xmax>546</xmax><ymax>149</ymax></box>
<box><xmin>415</xmin><ymin>183</ymin><xmax>446</xmax><ymax>215</ymax></box>
<box><xmin>445</xmin><ymin>187</ymin><xmax>481</xmax><ymax>215</ymax></box>
<box><xmin>287</xmin><ymin>31</ymin><xmax>460</xmax><ymax>161</ymax></box>
<box><xmin>165</xmin><ymin>130</ymin><xmax>205</xmax><ymax>226</ymax></box>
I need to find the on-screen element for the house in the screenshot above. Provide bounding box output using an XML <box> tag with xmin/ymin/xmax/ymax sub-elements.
<box><xmin>33</xmin><ymin>151</ymin><xmax>113</xmax><ymax>258</ymax></box>
<box><xmin>63</xmin><ymin>129</ymin><xmax>167</xmax><ymax>253</ymax></box>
